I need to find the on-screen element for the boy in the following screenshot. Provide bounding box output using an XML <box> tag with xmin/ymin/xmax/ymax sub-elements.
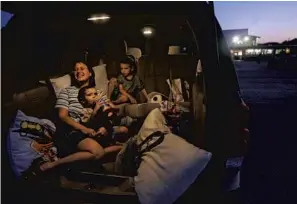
<box><xmin>78</xmin><ymin>85</ymin><xmax>130</xmax><ymax>146</ymax></box>
<box><xmin>108</xmin><ymin>55</ymin><xmax>149</xmax><ymax>104</ymax></box>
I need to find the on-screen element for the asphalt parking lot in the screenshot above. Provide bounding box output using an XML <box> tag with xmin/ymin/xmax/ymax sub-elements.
<box><xmin>235</xmin><ymin>61</ymin><xmax>297</xmax><ymax>204</ymax></box>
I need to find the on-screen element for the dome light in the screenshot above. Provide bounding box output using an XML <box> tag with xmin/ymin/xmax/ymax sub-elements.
<box><xmin>87</xmin><ymin>14</ymin><xmax>110</xmax><ymax>23</ymax></box>
<box><xmin>141</xmin><ymin>26</ymin><xmax>155</xmax><ymax>38</ymax></box>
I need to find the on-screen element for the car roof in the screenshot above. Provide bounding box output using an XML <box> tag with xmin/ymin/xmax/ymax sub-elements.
<box><xmin>2</xmin><ymin>1</ymin><xmax>208</xmax><ymax>16</ymax></box>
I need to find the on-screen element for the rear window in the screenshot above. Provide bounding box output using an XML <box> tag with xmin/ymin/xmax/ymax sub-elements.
<box><xmin>1</xmin><ymin>10</ymin><xmax>14</xmax><ymax>29</ymax></box>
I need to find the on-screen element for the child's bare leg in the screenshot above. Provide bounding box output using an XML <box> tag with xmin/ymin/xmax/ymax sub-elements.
<box><xmin>115</xmin><ymin>126</ymin><xmax>129</xmax><ymax>134</ymax></box>
<box><xmin>104</xmin><ymin>145</ymin><xmax>123</xmax><ymax>154</ymax></box>
<box><xmin>113</xmin><ymin>95</ymin><xmax>129</xmax><ymax>105</ymax></box>
<box><xmin>113</xmin><ymin>126</ymin><xmax>129</xmax><ymax>143</ymax></box>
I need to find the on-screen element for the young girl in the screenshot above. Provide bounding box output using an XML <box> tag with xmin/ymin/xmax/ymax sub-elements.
<box><xmin>108</xmin><ymin>55</ymin><xmax>149</xmax><ymax>104</ymax></box>
<box><xmin>78</xmin><ymin>85</ymin><xmax>130</xmax><ymax>146</ymax></box>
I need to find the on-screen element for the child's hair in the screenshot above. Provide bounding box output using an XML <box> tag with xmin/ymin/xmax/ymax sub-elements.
<box><xmin>78</xmin><ymin>85</ymin><xmax>96</xmax><ymax>106</ymax></box>
<box><xmin>120</xmin><ymin>55</ymin><xmax>137</xmax><ymax>75</ymax></box>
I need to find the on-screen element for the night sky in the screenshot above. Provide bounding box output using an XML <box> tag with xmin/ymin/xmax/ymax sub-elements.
<box><xmin>2</xmin><ymin>2</ymin><xmax>297</xmax><ymax>43</ymax></box>
<box><xmin>214</xmin><ymin>1</ymin><xmax>297</xmax><ymax>43</ymax></box>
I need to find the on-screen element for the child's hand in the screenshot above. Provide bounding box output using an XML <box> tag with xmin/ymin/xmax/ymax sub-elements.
<box><xmin>97</xmin><ymin>127</ymin><xmax>108</xmax><ymax>136</ymax></box>
<box><xmin>82</xmin><ymin>128</ymin><xmax>97</xmax><ymax>137</ymax></box>
<box><xmin>129</xmin><ymin>97</ymin><xmax>137</xmax><ymax>104</ymax></box>
<box><xmin>94</xmin><ymin>101</ymin><xmax>104</xmax><ymax>111</ymax></box>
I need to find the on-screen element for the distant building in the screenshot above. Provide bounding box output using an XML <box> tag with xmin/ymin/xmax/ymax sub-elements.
<box><xmin>223</xmin><ymin>28</ymin><xmax>260</xmax><ymax>48</ymax></box>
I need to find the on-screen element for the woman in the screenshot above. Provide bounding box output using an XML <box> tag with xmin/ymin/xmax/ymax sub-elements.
<box><xmin>40</xmin><ymin>61</ymin><xmax>122</xmax><ymax>171</ymax></box>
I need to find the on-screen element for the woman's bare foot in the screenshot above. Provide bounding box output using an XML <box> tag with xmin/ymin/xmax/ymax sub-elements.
<box><xmin>40</xmin><ymin>161</ymin><xmax>57</xmax><ymax>171</ymax></box>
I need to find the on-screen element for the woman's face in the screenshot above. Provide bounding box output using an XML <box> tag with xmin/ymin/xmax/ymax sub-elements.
<box><xmin>74</xmin><ymin>62</ymin><xmax>92</xmax><ymax>83</ymax></box>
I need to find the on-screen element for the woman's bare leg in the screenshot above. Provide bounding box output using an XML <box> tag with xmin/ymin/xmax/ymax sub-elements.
<box><xmin>40</xmin><ymin>138</ymin><xmax>105</xmax><ymax>171</ymax></box>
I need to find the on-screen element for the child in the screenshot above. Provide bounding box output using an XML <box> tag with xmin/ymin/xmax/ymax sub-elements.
<box><xmin>109</xmin><ymin>55</ymin><xmax>149</xmax><ymax>104</ymax></box>
<box><xmin>78</xmin><ymin>85</ymin><xmax>129</xmax><ymax>146</ymax></box>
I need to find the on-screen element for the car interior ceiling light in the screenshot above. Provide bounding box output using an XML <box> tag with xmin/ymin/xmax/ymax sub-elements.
<box><xmin>87</xmin><ymin>14</ymin><xmax>110</xmax><ymax>21</ymax></box>
<box><xmin>142</xmin><ymin>26</ymin><xmax>155</xmax><ymax>38</ymax></box>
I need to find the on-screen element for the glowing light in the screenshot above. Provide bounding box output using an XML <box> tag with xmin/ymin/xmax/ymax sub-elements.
<box><xmin>233</xmin><ymin>36</ymin><xmax>239</xmax><ymax>43</ymax></box>
<box><xmin>141</xmin><ymin>26</ymin><xmax>155</xmax><ymax>38</ymax></box>
<box><xmin>87</xmin><ymin>14</ymin><xmax>110</xmax><ymax>23</ymax></box>
<box><xmin>143</xmin><ymin>30</ymin><xmax>152</xmax><ymax>35</ymax></box>
<box><xmin>244</xmin><ymin>36</ymin><xmax>249</xmax><ymax>41</ymax></box>
<box><xmin>286</xmin><ymin>48</ymin><xmax>290</xmax><ymax>54</ymax></box>
<box><xmin>267</xmin><ymin>49</ymin><xmax>273</xmax><ymax>54</ymax></box>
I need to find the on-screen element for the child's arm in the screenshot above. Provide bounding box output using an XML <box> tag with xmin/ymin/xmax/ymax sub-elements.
<box><xmin>92</xmin><ymin>101</ymin><xmax>104</xmax><ymax>118</ymax></box>
<box><xmin>119</xmin><ymin>84</ymin><xmax>137</xmax><ymax>104</ymax></box>
<box><xmin>141</xmin><ymin>88</ymin><xmax>149</xmax><ymax>102</ymax></box>
<box><xmin>106</xmin><ymin>99</ymin><xmax>117</xmax><ymax>109</ymax></box>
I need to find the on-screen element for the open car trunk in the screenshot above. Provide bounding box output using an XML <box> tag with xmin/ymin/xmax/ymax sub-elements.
<box><xmin>2</xmin><ymin>2</ymin><xmax>249</xmax><ymax>204</ymax></box>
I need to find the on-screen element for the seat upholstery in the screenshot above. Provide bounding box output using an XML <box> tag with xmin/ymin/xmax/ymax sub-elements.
<box><xmin>138</xmin><ymin>42</ymin><xmax>170</xmax><ymax>97</ymax></box>
<box><xmin>104</xmin><ymin>39</ymin><xmax>128</xmax><ymax>79</ymax></box>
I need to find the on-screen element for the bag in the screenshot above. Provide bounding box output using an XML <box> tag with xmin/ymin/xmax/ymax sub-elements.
<box><xmin>116</xmin><ymin>131</ymin><xmax>165</xmax><ymax>177</ymax></box>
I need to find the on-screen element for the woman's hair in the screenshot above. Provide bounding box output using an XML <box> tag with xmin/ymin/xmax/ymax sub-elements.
<box><xmin>77</xmin><ymin>85</ymin><xmax>96</xmax><ymax>105</ymax></box>
<box><xmin>71</xmin><ymin>60</ymin><xmax>96</xmax><ymax>87</ymax></box>
<box><xmin>120</xmin><ymin>55</ymin><xmax>137</xmax><ymax>75</ymax></box>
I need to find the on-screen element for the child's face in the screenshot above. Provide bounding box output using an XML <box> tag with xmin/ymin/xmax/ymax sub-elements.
<box><xmin>120</xmin><ymin>63</ymin><xmax>132</xmax><ymax>77</ymax></box>
<box><xmin>84</xmin><ymin>88</ymin><xmax>99</xmax><ymax>105</ymax></box>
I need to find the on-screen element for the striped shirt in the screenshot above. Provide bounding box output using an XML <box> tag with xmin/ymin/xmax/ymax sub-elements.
<box><xmin>55</xmin><ymin>86</ymin><xmax>108</xmax><ymax>122</ymax></box>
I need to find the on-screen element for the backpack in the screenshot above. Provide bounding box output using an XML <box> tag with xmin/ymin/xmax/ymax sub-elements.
<box><xmin>115</xmin><ymin>131</ymin><xmax>166</xmax><ymax>177</ymax></box>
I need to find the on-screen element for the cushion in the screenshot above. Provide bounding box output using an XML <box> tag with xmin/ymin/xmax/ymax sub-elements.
<box><xmin>127</xmin><ymin>48</ymin><xmax>142</xmax><ymax>60</ymax></box>
<box><xmin>124</xmin><ymin>103</ymin><xmax>160</xmax><ymax>118</ymax></box>
<box><xmin>39</xmin><ymin>64</ymin><xmax>108</xmax><ymax>98</ymax></box>
<box><xmin>6</xmin><ymin>110</ymin><xmax>58</xmax><ymax>177</ymax></box>
<box><xmin>134</xmin><ymin>108</ymin><xmax>212</xmax><ymax>204</ymax></box>
<box><xmin>93</xmin><ymin>64</ymin><xmax>108</xmax><ymax>94</ymax></box>
<box><xmin>39</xmin><ymin>74</ymin><xmax>71</xmax><ymax>98</ymax></box>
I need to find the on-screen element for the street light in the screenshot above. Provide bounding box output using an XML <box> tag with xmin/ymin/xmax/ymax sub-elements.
<box><xmin>233</xmin><ymin>36</ymin><xmax>239</xmax><ymax>43</ymax></box>
<box><xmin>244</xmin><ymin>36</ymin><xmax>249</xmax><ymax>41</ymax></box>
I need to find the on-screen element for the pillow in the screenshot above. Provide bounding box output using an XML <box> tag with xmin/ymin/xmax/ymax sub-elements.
<box><xmin>39</xmin><ymin>74</ymin><xmax>71</xmax><ymax>98</ymax></box>
<box><xmin>39</xmin><ymin>64</ymin><xmax>108</xmax><ymax>98</ymax></box>
<box><xmin>93</xmin><ymin>64</ymin><xmax>108</xmax><ymax>94</ymax></box>
<box><xmin>6</xmin><ymin>110</ymin><xmax>58</xmax><ymax>177</ymax></box>
<box><xmin>134</xmin><ymin>108</ymin><xmax>212</xmax><ymax>204</ymax></box>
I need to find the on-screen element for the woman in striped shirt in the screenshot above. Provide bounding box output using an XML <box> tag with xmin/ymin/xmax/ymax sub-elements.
<box><xmin>40</xmin><ymin>61</ymin><xmax>121</xmax><ymax>171</ymax></box>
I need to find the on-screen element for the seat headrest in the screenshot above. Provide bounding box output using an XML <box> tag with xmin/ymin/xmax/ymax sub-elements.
<box><xmin>127</xmin><ymin>48</ymin><xmax>142</xmax><ymax>60</ymax></box>
<box><xmin>168</xmin><ymin>46</ymin><xmax>181</xmax><ymax>55</ymax></box>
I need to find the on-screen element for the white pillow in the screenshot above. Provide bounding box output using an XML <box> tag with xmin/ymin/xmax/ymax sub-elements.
<box><xmin>134</xmin><ymin>108</ymin><xmax>212</xmax><ymax>204</ymax></box>
<box><xmin>39</xmin><ymin>74</ymin><xmax>71</xmax><ymax>98</ymax></box>
<box><xmin>39</xmin><ymin>64</ymin><xmax>108</xmax><ymax>98</ymax></box>
<box><xmin>49</xmin><ymin>74</ymin><xmax>72</xmax><ymax>98</ymax></box>
<box><xmin>92</xmin><ymin>64</ymin><xmax>108</xmax><ymax>94</ymax></box>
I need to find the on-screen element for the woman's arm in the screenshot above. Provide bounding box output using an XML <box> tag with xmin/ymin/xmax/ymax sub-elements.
<box><xmin>56</xmin><ymin>88</ymin><xmax>96</xmax><ymax>136</ymax></box>
<box><xmin>58</xmin><ymin>108</ymin><xmax>88</xmax><ymax>132</ymax></box>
